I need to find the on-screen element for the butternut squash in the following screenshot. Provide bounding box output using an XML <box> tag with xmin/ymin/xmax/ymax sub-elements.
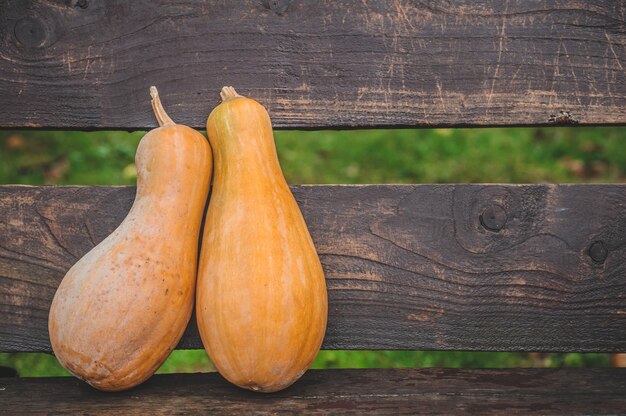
<box><xmin>48</xmin><ymin>87</ymin><xmax>212</xmax><ymax>391</ymax></box>
<box><xmin>197</xmin><ymin>87</ymin><xmax>328</xmax><ymax>393</ymax></box>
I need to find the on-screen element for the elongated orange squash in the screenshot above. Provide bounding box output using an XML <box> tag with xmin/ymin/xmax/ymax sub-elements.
<box><xmin>197</xmin><ymin>87</ymin><xmax>328</xmax><ymax>393</ymax></box>
<box><xmin>48</xmin><ymin>87</ymin><xmax>212</xmax><ymax>391</ymax></box>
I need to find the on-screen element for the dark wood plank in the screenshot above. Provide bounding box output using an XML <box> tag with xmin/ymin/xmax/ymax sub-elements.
<box><xmin>1</xmin><ymin>1</ymin><xmax>625</xmax><ymax>129</ymax></box>
<box><xmin>1</xmin><ymin>185</ymin><xmax>625</xmax><ymax>352</ymax></box>
<box><xmin>1</xmin><ymin>369</ymin><xmax>625</xmax><ymax>415</ymax></box>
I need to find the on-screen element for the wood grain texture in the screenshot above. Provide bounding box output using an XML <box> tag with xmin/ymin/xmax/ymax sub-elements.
<box><xmin>1</xmin><ymin>185</ymin><xmax>625</xmax><ymax>353</ymax></box>
<box><xmin>1</xmin><ymin>1</ymin><xmax>625</xmax><ymax>129</ymax></box>
<box><xmin>1</xmin><ymin>369</ymin><xmax>625</xmax><ymax>415</ymax></box>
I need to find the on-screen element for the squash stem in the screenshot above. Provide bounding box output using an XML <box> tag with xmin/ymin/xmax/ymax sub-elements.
<box><xmin>150</xmin><ymin>86</ymin><xmax>176</xmax><ymax>127</ymax></box>
<box><xmin>220</xmin><ymin>86</ymin><xmax>242</xmax><ymax>102</ymax></box>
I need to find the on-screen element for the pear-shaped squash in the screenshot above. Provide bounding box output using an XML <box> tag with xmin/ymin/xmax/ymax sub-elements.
<box><xmin>197</xmin><ymin>87</ymin><xmax>328</xmax><ymax>393</ymax></box>
<box><xmin>48</xmin><ymin>87</ymin><xmax>212</xmax><ymax>391</ymax></box>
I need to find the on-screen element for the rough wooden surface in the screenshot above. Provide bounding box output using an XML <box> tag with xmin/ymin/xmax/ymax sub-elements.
<box><xmin>1</xmin><ymin>1</ymin><xmax>625</xmax><ymax>129</ymax></box>
<box><xmin>1</xmin><ymin>369</ymin><xmax>625</xmax><ymax>415</ymax></box>
<box><xmin>1</xmin><ymin>185</ymin><xmax>624</xmax><ymax>353</ymax></box>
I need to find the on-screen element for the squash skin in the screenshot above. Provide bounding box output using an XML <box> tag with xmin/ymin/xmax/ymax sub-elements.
<box><xmin>48</xmin><ymin>98</ymin><xmax>212</xmax><ymax>391</ymax></box>
<box><xmin>197</xmin><ymin>89</ymin><xmax>328</xmax><ymax>393</ymax></box>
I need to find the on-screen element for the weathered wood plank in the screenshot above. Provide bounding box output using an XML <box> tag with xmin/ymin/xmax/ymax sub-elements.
<box><xmin>1</xmin><ymin>369</ymin><xmax>625</xmax><ymax>415</ymax></box>
<box><xmin>1</xmin><ymin>1</ymin><xmax>625</xmax><ymax>129</ymax></box>
<box><xmin>1</xmin><ymin>185</ymin><xmax>624</xmax><ymax>352</ymax></box>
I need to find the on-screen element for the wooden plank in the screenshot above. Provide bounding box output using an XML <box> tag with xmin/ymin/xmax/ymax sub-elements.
<box><xmin>1</xmin><ymin>1</ymin><xmax>625</xmax><ymax>129</ymax></box>
<box><xmin>1</xmin><ymin>185</ymin><xmax>625</xmax><ymax>352</ymax></box>
<box><xmin>1</xmin><ymin>369</ymin><xmax>625</xmax><ymax>415</ymax></box>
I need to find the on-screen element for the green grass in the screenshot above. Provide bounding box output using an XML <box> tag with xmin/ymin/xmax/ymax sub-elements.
<box><xmin>0</xmin><ymin>350</ymin><xmax>612</xmax><ymax>377</ymax></box>
<box><xmin>1</xmin><ymin>126</ymin><xmax>624</xmax><ymax>377</ymax></box>
<box><xmin>312</xmin><ymin>351</ymin><xmax>612</xmax><ymax>369</ymax></box>
<box><xmin>1</xmin><ymin>127</ymin><xmax>624</xmax><ymax>185</ymax></box>
<box><xmin>277</xmin><ymin>127</ymin><xmax>625</xmax><ymax>184</ymax></box>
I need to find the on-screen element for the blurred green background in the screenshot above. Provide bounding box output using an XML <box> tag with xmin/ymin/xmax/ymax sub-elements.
<box><xmin>1</xmin><ymin>126</ymin><xmax>624</xmax><ymax>376</ymax></box>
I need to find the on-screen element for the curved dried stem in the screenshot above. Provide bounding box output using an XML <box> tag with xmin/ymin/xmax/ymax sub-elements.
<box><xmin>150</xmin><ymin>86</ymin><xmax>175</xmax><ymax>127</ymax></box>
<box><xmin>220</xmin><ymin>86</ymin><xmax>242</xmax><ymax>102</ymax></box>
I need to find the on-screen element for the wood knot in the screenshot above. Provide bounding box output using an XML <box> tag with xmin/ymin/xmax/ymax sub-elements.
<box><xmin>588</xmin><ymin>241</ymin><xmax>608</xmax><ymax>264</ymax></box>
<box><xmin>14</xmin><ymin>17</ymin><xmax>49</xmax><ymax>48</ymax></box>
<box><xmin>262</xmin><ymin>0</ymin><xmax>292</xmax><ymax>15</ymax></box>
<box><xmin>69</xmin><ymin>0</ymin><xmax>89</xmax><ymax>9</ymax></box>
<box><xmin>480</xmin><ymin>204</ymin><xmax>507</xmax><ymax>232</ymax></box>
